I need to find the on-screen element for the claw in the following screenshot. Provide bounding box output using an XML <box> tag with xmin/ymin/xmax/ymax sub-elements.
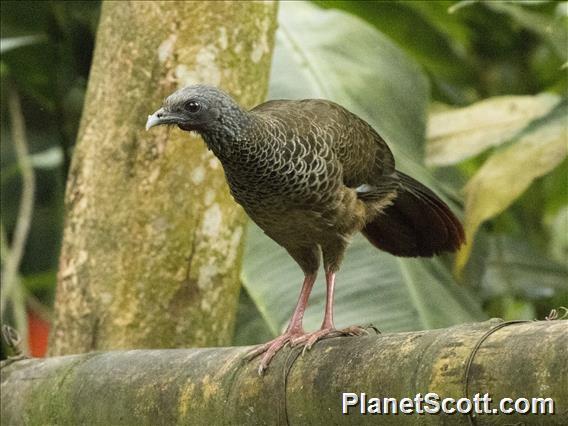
<box><xmin>364</xmin><ymin>324</ymin><xmax>381</xmax><ymax>335</ymax></box>
<box><xmin>246</xmin><ymin>331</ymin><xmax>305</xmax><ymax>375</ymax></box>
<box><xmin>246</xmin><ymin>325</ymin><xmax>375</xmax><ymax>374</ymax></box>
<box><xmin>296</xmin><ymin>326</ymin><xmax>368</xmax><ymax>355</ymax></box>
<box><xmin>341</xmin><ymin>325</ymin><xmax>368</xmax><ymax>336</ymax></box>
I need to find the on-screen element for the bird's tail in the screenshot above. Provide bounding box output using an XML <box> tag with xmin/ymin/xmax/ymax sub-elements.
<box><xmin>362</xmin><ymin>171</ymin><xmax>465</xmax><ymax>257</ymax></box>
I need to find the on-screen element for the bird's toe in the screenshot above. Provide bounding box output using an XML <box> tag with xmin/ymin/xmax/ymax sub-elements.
<box><xmin>257</xmin><ymin>340</ymin><xmax>288</xmax><ymax>375</ymax></box>
<box><xmin>299</xmin><ymin>325</ymin><xmax>379</xmax><ymax>353</ymax></box>
<box><xmin>290</xmin><ymin>328</ymin><xmax>342</xmax><ymax>354</ymax></box>
<box><xmin>304</xmin><ymin>328</ymin><xmax>339</xmax><ymax>352</ymax></box>
<box><xmin>246</xmin><ymin>331</ymin><xmax>306</xmax><ymax>374</ymax></box>
<box><xmin>341</xmin><ymin>324</ymin><xmax>380</xmax><ymax>336</ymax></box>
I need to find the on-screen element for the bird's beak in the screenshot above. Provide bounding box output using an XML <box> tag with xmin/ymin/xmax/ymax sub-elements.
<box><xmin>145</xmin><ymin>107</ymin><xmax>185</xmax><ymax>131</ymax></box>
<box><xmin>145</xmin><ymin>109</ymin><xmax>164</xmax><ymax>131</ymax></box>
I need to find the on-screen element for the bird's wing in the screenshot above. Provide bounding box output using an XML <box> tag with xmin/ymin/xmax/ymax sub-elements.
<box><xmin>251</xmin><ymin>99</ymin><xmax>396</xmax><ymax>189</ymax></box>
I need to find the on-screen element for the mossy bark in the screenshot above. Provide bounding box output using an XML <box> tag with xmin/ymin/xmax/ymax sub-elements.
<box><xmin>4</xmin><ymin>320</ymin><xmax>566</xmax><ymax>425</ymax></box>
<box><xmin>49</xmin><ymin>1</ymin><xmax>278</xmax><ymax>355</ymax></box>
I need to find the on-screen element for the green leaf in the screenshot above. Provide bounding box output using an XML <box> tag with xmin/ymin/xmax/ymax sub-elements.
<box><xmin>500</xmin><ymin>297</ymin><xmax>536</xmax><ymax>322</ymax></box>
<box><xmin>0</xmin><ymin>35</ymin><xmax>46</xmax><ymax>54</ymax></box>
<box><xmin>314</xmin><ymin>0</ymin><xmax>476</xmax><ymax>103</ymax></box>
<box><xmin>456</xmin><ymin>101</ymin><xmax>568</xmax><ymax>272</ymax></box>
<box><xmin>239</xmin><ymin>1</ymin><xmax>484</xmax><ymax>337</ymax></box>
<box><xmin>547</xmin><ymin>205</ymin><xmax>568</xmax><ymax>264</ymax></box>
<box><xmin>426</xmin><ymin>93</ymin><xmax>561</xmax><ymax>166</ymax></box>
<box><xmin>21</xmin><ymin>270</ymin><xmax>57</xmax><ymax>294</ymax></box>
<box><xmin>485</xmin><ymin>1</ymin><xmax>568</xmax><ymax>61</ymax></box>
<box><xmin>404</xmin><ymin>1</ymin><xmax>472</xmax><ymax>49</ymax></box>
<box><xmin>482</xmin><ymin>236</ymin><xmax>568</xmax><ymax>300</ymax></box>
<box><xmin>232</xmin><ymin>286</ymin><xmax>274</xmax><ymax>346</ymax></box>
<box><xmin>30</xmin><ymin>146</ymin><xmax>64</xmax><ymax>169</ymax></box>
<box><xmin>448</xmin><ymin>1</ymin><xmax>478</xmax><ymax>15</ymax></box>
<box><xmin>1</xmin><ymin>146</ymin><xmax>64</xmax><ymax>185</ymax></box>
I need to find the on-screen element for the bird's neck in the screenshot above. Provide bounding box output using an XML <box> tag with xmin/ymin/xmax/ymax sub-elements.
<box><xmin>200</xmin><ymin>111</ymin><xmax>262</xmax><ymax>164</ymax></box>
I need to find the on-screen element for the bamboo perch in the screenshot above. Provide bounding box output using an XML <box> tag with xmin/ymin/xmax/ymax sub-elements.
<box><xmin>1</xmin><ymin>319</ymin><xmax>566</xmax><ymax>425</ymax></box>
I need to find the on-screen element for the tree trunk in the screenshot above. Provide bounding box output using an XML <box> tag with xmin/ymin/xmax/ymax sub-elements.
<box><xmin>3</xmin><ymin>320</ymin><xmax>566</xmax><ymax>425</ymax></box>
<box><xmin>49</xmin><ymin>1</ymin><xmax>278</xmax><ymax>355</ymax></box>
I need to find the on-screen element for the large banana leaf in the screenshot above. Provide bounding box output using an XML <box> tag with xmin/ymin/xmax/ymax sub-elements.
<box><xmin>236</xmin><ymin>1</ymin><xmax>485</xmax><ymax>343</ymax></box>
<box><xmin>314</xmin><ymin>1</ymin><xmax>476</xmax><ymax>104</ymax></box>
<box><xmin>481</xmin><ymin>236</ymin><xmax>568</xmax><ymax>300</ymax></box>
<box><xmin>452</xmin><ymin>101</ymin><xmax>568</xmax><ymax>273</ymax></box>
<box><xmin>426</xmin><ymin>94</ymin><xmax>562</xmax><ymax>167</ymax></box>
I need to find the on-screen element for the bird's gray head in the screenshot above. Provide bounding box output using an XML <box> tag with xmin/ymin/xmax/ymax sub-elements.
<box><xmin>146</xmin><ymin>85</ymin><xmax>247</xmax><ymax>137</ymax></box>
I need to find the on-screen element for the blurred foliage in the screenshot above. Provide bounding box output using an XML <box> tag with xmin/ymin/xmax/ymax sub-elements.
<box><xmin>1</xmin><ymin>1</ymin><xmax>566</xmax><ymax>350</ymax></box>
<box><xmin>426</xmin><ymin>95</ymin><xmax>567</xmax><ymax>273</ymax></box>
<box><xmin>316</xmin><ymin>0</ymin><xmax>567</xmax><ymax>103</ymax></box>
<box><xmin>426</xmin><ymin>93</ymin><xmax>562</xmax><ymax>166</ymax></box>
<box><xmin>458</xmin><ymin>100</ymin><xmax>566</xmax><ymax>272</ymax></box>
<box><xmin>1</xmin><ymin>1</ymin><xmax>100</xmax><ymax>357</ymax></box>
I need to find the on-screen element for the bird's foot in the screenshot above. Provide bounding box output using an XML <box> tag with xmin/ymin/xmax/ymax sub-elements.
<box><xmin>342</xmin><ymin>324</ymin><xmax>380</xmax><ymax>336</ymax></box>
<box><xmin>246</xmin><ymin>330</ymin><xmax>306</xmax><ymax>375</ymax></box>
<box><xmin>292</xmin><ymin>324</ymin><xmax>380</xmax><ymax>353</ymax></box>
<box><xmin>246</xmin><ymin>325</ymin><xmax>379</xmax><ymax>374</ymax></box>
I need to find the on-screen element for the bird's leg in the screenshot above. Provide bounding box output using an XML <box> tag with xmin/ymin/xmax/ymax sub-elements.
<box><xmin>284</xmin><ymin>272</ymin><xmax>316</xmax><ymax>335</ymax></box>
<box><xmin>292</xmin><ymin>270</ymin><xmax>370</xmax><ymax>351</ymax></box>
<box><xmin>321</xmin><ymin>270</ymin><xmax>336</xmax><ymax>329</ymax></box>
<box><xmin>291</xmin><ymin>270</ymin><xmax>340</xmax><ymax>348</ymax></box>
<box><xmin>246</xmin><ymin>272</ymin><xmax>316</xmax><ymax>374</ymax></box>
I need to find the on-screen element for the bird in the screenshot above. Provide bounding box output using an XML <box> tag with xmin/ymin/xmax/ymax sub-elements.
<box><xmin>146</xmin><ymin>85</ymin><xmax>465</xmax><ymax>374</ymax></box>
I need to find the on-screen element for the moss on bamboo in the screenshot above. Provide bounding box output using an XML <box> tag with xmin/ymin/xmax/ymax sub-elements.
<box><xmin>4</xmin><ymin>320</ymin><xmax>567</xmax><ymax>425</ymax></box>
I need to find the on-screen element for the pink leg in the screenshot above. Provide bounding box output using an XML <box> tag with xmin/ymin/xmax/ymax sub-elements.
<box><xmin>247</xmin><ymin>273</ymin><xmax>316</xmax><ymax>374</ymax></box>
<box><xmin>292</xmin><ymin>270</ymin><xmax>369</xmax><ymax>351</ymax></box>
<box><xmin>286</xmin><ymin>272</ymin><xmax>317</xmax><ymax>333</ymax></box>
<box><xmin>321</xmin><ymin>270</ymin><xmax>336</xmax><ymax>329</ymax></box>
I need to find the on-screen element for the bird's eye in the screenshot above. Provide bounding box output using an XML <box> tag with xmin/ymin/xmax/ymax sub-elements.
<box><xmin>184</xmin><ymin>101</ymin><xmax>201</xmax><ymax>113</ymax></box>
